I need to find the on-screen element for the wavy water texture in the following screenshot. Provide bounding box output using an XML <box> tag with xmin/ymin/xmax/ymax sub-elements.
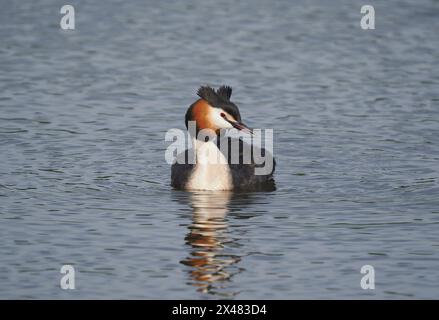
<box><xmin>0</xmin><ymin>0</ymin><xmax>438</xmax><ymax>299</ymax></box>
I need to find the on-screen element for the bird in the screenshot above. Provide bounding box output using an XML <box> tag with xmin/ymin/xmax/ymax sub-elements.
<box><xmin>171</xmin><ymin>85</ymin><xmax>275</xmax><ymax>191</ymax></box>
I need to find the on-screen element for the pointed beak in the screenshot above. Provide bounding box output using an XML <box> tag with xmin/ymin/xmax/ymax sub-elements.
<box><xmin>221</xmin><ymin>113</ymin><xmax>253</xmax><ymax>135</ymax></box>
<box><xmin>230</xmin><ymin>120</ymin><xmax>253</xmax><ymax>134</ymax></box>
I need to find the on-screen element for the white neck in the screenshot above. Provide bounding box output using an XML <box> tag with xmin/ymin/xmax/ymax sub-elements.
<box><xmin>192</xmin><ymin>137</ymin><xmax>228</xmax><ymax>165</ymax></box>
<box><xmin>186</xmin><ymin>137</ymin><xmax>233</xmax><ymax>191</ymax></box>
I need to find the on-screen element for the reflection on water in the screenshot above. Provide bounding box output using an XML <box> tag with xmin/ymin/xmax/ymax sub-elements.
<box><xmin>174</xmin><ymin>190</ymin><xmax>274</xmax><ymax>298</ymax></box>
<box><xmin>180</xmin><ymin>192</ymin><xmax>241</xmax><ymax>297</ymax></box>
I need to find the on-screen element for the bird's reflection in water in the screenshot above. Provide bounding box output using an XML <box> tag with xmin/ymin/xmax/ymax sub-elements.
<box><xmin>180</xmin><ymin>191</ymin><xmax>242</xmax><ymax>297</ymax></box>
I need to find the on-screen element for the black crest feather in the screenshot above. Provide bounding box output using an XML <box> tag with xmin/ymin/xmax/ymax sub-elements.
<box><xmin>216</xmin><ymin>85</ymin><xmax>232</xmax><ymax>101</ymax></box>
<box><xmin>196</xmin><ymin>86</ymin><xmax>223</xmax><ymax>106</ymax></box>
<box><xmin>196</xmin><ymin>85</ymin><xmax>241</xmax><ymax>122</ymax></box>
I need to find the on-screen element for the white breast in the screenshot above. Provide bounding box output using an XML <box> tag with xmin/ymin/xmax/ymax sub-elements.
<box><xmin>186</xmin><ymin>139</ymin><xmax>233</xmax><ymax>191</ymax></box>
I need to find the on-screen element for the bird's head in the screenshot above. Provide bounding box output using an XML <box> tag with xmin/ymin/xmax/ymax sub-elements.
<box><xmin>185</xmin><ymin>85</ymin><xmax>252</xmax><ymax>137</ymax></box>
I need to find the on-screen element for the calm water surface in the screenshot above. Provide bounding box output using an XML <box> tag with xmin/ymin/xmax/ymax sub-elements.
<box><xmin>1</xmin><ymin>0</ymin><xmax>439</xmax><ymax>299</ymax></box>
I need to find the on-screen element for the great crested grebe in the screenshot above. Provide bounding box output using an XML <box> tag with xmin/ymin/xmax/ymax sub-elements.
<box><xmin>171</xmin><ymin>85</ymin><xmax>275</xmax><ymax>191</ymax></box>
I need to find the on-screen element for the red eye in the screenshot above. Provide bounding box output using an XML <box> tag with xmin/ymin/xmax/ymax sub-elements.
<box><xmin>220</xmin><ymin>112</ymin><xmax>226</xmax><ymax>118</ymax></box>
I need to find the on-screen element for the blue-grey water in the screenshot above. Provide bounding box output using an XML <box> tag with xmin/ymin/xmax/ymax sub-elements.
<box><xmin>1</xmin><ymin>0</ymin><xmax>438</xmax><ymax>299</ymax></box>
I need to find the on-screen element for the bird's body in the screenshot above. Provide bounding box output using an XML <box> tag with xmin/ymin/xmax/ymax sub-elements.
<box><xmin>171</xmin><ymin>85</ymin><xmax>275</xmax><ymax>192</ymax></box>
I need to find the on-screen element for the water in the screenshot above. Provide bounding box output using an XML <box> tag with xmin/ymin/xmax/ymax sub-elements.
<box><xmin>1</xmin><ymin>0</ymin><xmax>438</xmax><ymax>299</ymax></box>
